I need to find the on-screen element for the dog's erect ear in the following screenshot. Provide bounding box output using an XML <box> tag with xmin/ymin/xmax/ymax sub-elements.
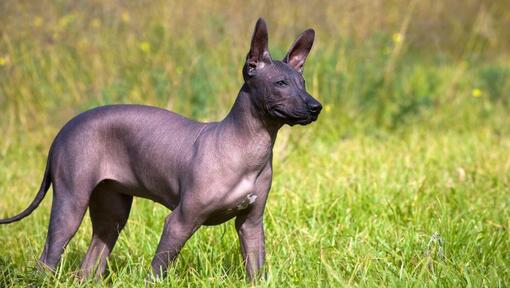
<box><xmin>245</xmin><ymin>18</ymin><xmax>272</xmax><ymax>78</ymax></box>
<box><xmin>283</xmin><ymin>29</ymin><xmax>315</xmax><ymax>73</ymax></box>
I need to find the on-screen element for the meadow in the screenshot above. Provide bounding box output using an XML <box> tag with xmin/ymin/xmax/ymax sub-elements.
<box><xmin>1</xmin><ymin>0</ymin><xmax>509</xmax><ymax>286</ymax></box>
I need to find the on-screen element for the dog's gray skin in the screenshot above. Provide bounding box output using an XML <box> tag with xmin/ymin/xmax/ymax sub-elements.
<box><xmin>0</xmin><ymin>18</ymin><xmax>321</xmax><ymax>280</ymax></box>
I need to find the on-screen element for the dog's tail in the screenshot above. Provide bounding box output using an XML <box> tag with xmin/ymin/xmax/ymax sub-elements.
<box><xmin>0</xmin><ymin>159</ymin><xmax>51</xmax><ymax>224</ymax></box>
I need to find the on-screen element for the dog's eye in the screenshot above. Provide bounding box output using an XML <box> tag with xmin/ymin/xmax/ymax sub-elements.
<box><xmin>275</xmin><ymin>80</ymin><xmax>288</xmax><ymax>87</ymax></box>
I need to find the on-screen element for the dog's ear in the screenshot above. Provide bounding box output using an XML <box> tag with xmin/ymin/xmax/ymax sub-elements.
<box><xmin>283</xmin><ymin>29</ymin><xmax>315</xmax><ymax>73</ymax></box>
<box><xmin>245</xmin><ymin>18</ymin><xmax>272</xmax><ymax>78</ymax></box>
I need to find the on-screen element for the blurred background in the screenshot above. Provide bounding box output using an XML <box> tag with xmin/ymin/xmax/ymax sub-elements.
<box><xmin>1</xmin><ymin>0</ymin><xmax>509</xmax><ymax>286</ymax></box>
<box><xmin>1</xmin><ymin>0</ymin><xmax>509</xmax><ymax>133</ymax></box>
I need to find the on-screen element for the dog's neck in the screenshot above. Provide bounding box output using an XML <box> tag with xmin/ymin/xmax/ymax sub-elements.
<box><xmin>219</xmin><ymin>84</ymin><xmax>281</xmax><ymax>166</ymax></box>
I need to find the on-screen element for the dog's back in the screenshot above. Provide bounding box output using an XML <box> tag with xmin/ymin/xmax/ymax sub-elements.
<box><xmin>49</xmin><ymin>104</ymin><xmax>207</xmax><ymax>205</ymax></box>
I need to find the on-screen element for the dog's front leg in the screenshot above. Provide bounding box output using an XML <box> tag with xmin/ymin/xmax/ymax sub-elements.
<box><xmin>151</xmin><ymin>206</ymin><xmax>202</xmax><ymax>279</ymax></box>
<box><xmin>235</xmin><ymin>213</ymin><xmax>265</xmax><ymax>281</ymax></box>
<box><xmin>235</xmin><ymin>162</ymin><xmax>272</xmax><ymax>281</ymax></box>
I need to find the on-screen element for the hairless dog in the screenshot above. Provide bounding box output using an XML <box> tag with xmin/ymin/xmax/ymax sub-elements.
<box><xmin>0</xmin><ymin>18</ymin><xmax>321</xmax><ymax>281</ymax></box>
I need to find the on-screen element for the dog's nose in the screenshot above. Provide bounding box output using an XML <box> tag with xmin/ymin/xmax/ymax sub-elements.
<box><xmin>308</xmin><ymin>102</ymin><xmax>322</xmax><ymax>114</ymax></box>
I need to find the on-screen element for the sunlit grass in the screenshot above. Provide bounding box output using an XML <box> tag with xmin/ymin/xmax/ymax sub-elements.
<box><xmin>1</xmin><ymin>0</ymin><xmax>510</xmax><ymax>286</ymax></box>
<box><xmin>1</xmin><ymin>129</ymin><xmax>509</xmax><ymax>287</ymax></box>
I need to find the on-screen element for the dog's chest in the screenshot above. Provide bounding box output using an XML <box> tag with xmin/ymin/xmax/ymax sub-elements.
<box><xmin>235</xmin><ymin>193</ymin><xmax>258</xmax><ymax>210</ymax></box>
<box><xmin>202</xmin><ymin>177</ymin><xmax>260</xmax><ymax>225</ymax></box>
<box><xmin>223</xmin><ymin>176</ymin><xmax>258</xmax><ymax>210</ymax></box>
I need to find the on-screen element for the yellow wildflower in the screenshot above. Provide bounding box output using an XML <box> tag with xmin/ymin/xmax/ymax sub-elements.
<box><xmin>0</xmin><ymin>56</ymin><xmax>8</xmax><ymax>66</ymax></box>
<box><xmin>90</xmin><ymin>18</ymin><xmax>101</xmax><ymax>28</ymax></box>
<box><xmin>58</xmin><ymin>14</ymin><xmax>75</xmax><ymax>30</ymax></box>
<box><xmin>33</xmin><ymin>16</ymin><xmax>43</xmax><ymax>28</ymax></box>
<box><xmin>472</xmin><ymin>88</ymin><xmax>482</xmax><ymax>97</ymax></box>
<box><xmin>140</xmin><ymin>42</ymin><xmax>151</xmax><ymax>53</ymax></box>
<box><xmin>392</xmin><ymin>32</ymin><xmax>403</xmax><ymax>44</ymax></box>
<box><xmin>324</xmin><ymin>104</ymin><xmax>331</xmax><ymax>113</ymax></box>
<box><xmin>121</xmin><ymin>11</ymin><xmax>130</xmax><ymax>23</ymax></box>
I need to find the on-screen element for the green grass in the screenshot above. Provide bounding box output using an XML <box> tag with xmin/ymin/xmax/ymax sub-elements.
<box><xmin>1</xmin><ymin>128</ymin><xmax>509</xmax><ymax>287</ymax></box>
<box><xmin>1</xmin><ymin>0</ymin><xmax>510</xmax><ymax>287</ymax></box>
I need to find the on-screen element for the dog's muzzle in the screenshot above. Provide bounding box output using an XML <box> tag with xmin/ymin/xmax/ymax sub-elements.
<box><xmin>307</xmin><ymin>101</ymin><xmax>322</xmax><ymax>119</ymax></box>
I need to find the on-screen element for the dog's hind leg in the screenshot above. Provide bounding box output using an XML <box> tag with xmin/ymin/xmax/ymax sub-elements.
<box><xmin>38</xmin><ymin>179</ymin><xmax>93</xmax><ymax>272</ymax></box>
<box><xmin>79</xmin><ymin>184</ymin><xmax>133</xmax><ymax>278</ymax></box>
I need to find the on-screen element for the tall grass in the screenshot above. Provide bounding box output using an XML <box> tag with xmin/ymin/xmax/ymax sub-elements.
<box><xmin>1</xmin><ymin>0</ymin><xmax>509</xmax><ymax>286</ymax></box>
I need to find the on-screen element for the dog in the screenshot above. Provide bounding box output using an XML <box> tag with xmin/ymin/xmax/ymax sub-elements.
<box><xmin>0</xmin><ymin>18</ymin><xmax>321</xmax><ymax>280</ymax></box>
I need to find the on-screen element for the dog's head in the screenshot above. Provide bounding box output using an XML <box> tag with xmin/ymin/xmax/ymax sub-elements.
<box><xmin>243</xmin><ymin>18</ymin><xmax>321</xmax><ymax>126</ymax></box>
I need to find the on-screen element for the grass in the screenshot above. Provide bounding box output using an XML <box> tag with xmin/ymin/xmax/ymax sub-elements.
<box><xmin>1</xmin><ymin>0</ymin><xmax>510</xmax><ymax>287</ymax></box>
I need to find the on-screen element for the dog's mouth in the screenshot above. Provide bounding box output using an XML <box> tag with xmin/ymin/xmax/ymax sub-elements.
<box><xmin>270</xmin><ymin>107</ymin><xmax>319</xmax><ymax>126</ymax></box>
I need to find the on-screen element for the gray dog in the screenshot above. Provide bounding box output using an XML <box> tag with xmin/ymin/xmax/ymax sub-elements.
<box><xmin>0</xmin><ymin>18</ymin><xmax>321</xmax><ymax>280</ymax></box>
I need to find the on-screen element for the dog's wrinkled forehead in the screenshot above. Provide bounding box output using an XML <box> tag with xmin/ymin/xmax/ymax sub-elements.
<box><xmin>262</xmin><ymin>61</ymin><xmax>303</xmax><ymax>83</ymax></box>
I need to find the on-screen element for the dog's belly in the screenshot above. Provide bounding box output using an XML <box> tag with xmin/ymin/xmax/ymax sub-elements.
<box><xmin>96</xmin><ymin>178</ymin><xmax>180</xmax><ymax>210</ymax></box>
<box><xmin>97</xmin><ymin>179</ymin><xmax>257</xmax><ymax>225</ymax></box>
